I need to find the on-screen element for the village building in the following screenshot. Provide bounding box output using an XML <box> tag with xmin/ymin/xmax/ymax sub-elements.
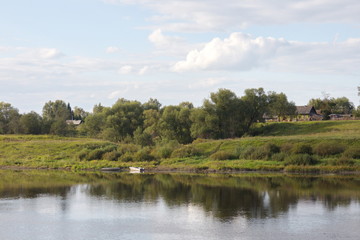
<box><xmin>65</xmin><ymin>120</ymin><xmax>82</xmax><ymax>126</ymax></box>
<box><xmin>295</xmin><ymin>106</ymin><xmax>323</xmax><ymax>121</ymax></box>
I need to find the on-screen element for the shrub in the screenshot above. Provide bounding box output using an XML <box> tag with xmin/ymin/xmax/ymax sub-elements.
<box><xmin>133</xmin><ymin>148</ymin><xmax>155</xmax><ymax>162</ymax></box>
<box><xmin>152</xmin><ymin>140</ymin><xmax>179</xmax><ymax>159</ymax></box>
<box><xmin>271</xmin><ymin>152</ymin><xmax>287</xmax><ymax>162</ymax></box>
<box><xmin>333</xmin><ymin>157</ymin><xmax>355</xmax><ymax>166</ymax></box>
<box><xmin>280</xmin><ymin>143</ymin><xmax>293</xmax><ymax>153</ymax></box>
<box><xmin>262</xmin><ymin>143</ymin><xmax>280</xmax><ymax>157</ymax></box>
<box><xmin>102</xmin><ymin>151</ymin><xmax>121</xmax><ymax>161</ymax></box>
<box><xmin>87</xmin><ymin>149</ymin><xmax>105</xmax><ymax>160</ymax></box>
<box><xmin>171</xmin><ymin>145</ymin><xmax>202</xmax><ymax>158</ymax></box>
<box><xmin>292</xmin><ymin>143</ymin><xmax>313</xmax><ymax>155</ymax></box>
<box><xmin>210</xmin><ymin>151</ymin><xmax>236</xmax><ymax>160</ymax></box>
<box><xmin>342</xmin><ymin>147</ymin><xmax>360</xmax><ymax>159</ymax></box>
<box><xmin>240</xmin><ymin>146</ymin><xmax>267</xmax><ymax>160</ymax></box>
<box><xmin>285</xmin><ymin>154</ymin><xmax>317</xmax><ymax>166</ymax></box>
<box><xmin>75</xmin><ymin>149</ymin><xmax>90</xmax><ymax>161</ymax></box>
<box><xmin>117</xmin><ymin>144</ymin><xmax>139</xmax><ymax>155</ymax></box>
<box><xmin>118</xmin><ymin>152</ymin><xmax>134</xmax><ymax>162</ymax></box>
<box><xmin>313</xmin><ymin>142</ymin><xmax>345</xmax><ymax>156</ymax></box>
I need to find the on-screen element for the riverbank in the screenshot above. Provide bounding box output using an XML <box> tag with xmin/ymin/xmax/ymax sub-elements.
<box><xmin>1</xmin><ymin>121</ymin><xmax>360</xmax><ymax>174</ymax></box>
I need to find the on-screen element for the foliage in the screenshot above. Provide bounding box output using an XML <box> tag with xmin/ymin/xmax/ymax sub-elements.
<box><xmin>292</xmin><ymin>143</ymin><xmax>313</xmax><ymax>155</ymax></box>
<box><xmin>209</xmin><ymin>151</ymin><xmax>236</xmax><ymax>160</ymax></box>
<box><xmin>313</xmin><ymin>142</ymin><xmax>345</xmax><ymax>156</ymax></box>
<box><xmin>170</xmin><ymin>145</ymin><xmax>202</xmax><ymax>158</ymax></box>
<box><xmin>285</xmin><ymin>154</ymin><xmax>317</xmax><ymax>166</ymax></box>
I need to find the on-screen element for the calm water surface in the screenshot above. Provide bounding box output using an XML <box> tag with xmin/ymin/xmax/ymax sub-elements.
<box><xmin>0</xmin><ymin>170</ymin><xmax>359</xmax><ymax>240</ymax></box>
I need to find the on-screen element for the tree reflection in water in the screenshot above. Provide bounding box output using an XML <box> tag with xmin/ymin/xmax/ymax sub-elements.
<box><xmin>0</xmin><ymin>170</ymin><xmax>359</xmax><ymax>221</ymax></box>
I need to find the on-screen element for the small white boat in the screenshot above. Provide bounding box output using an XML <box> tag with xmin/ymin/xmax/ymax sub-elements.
<box><xmin>129</xmin><ymin>167</ymin><xmax>145</xmax><ymax>173</ymax></box>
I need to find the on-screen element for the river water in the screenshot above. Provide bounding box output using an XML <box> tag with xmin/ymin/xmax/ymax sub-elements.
<box><xmin>0</xmin><ymin>170</ymin><xmax>359</xmax><ymax>240</ymax></box>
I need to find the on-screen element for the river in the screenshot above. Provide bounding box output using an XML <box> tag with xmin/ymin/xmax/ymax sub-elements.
<box><xmin>0</xmin><ymin>170</ymin><xmax>359</xmax><ymax>240</ymax></box>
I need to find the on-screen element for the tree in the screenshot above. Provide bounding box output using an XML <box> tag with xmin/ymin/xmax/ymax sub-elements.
<box><xmin>191</xmin><ymin>89</ymin><xmax>243</xmax><ymax>139</ymax></box>
<box><xmin>19</xmin><ymin>111</ymin><xmax>42</xmax><ymax>134</ymax></box>
<box><xmin>241</xmin><ymin>88</ymin><xmax>268</xmax><ymax>133</ymax></box>
<box><xmin>143</xmin><ymin>98</ymin><xmax>162</xmax><ymax>111</ymax></box>
<box><xmin>73</xmin><ymin>107</ymin><xmax>89</xmax><ymax>120</ymax></box>
<box><xmin>0</xmin><ymin>102</ymin><xmax>21</xmax><ymax>134</ymax></box>
<box><xmin>159</xmin><ymin>103</ymin><xmax>193</xmax><ymax>144</ymax></box>
<box><xmin>267</xmin><ymin>92</ymin><xmax>296</xmax><ymax>121</ymax></box>
<box><xmin>308</xmin><ymin>96</ymin><xmax>354</xmax><ymax>119</ymax></box>
<box><xmin>42</xmin><ymin>100</ymin><xmax>71</xmax><ymax>121</ymax></box>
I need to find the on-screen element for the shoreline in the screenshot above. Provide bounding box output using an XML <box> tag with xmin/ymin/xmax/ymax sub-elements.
<box><xmin>1</xmin><ymin>165</ymin><xmax>359</xmax><ymax>175</ymax></box>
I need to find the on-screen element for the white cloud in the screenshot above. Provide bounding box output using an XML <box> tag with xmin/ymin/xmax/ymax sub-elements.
<box><xmin>106</xmin><ymin>46</ymin><xmax>120</xmax><ymax>53</ymax></box>
<box><xmin>118</xmin><ymin>65</ymin><xmax>133</xmax><ymax>74</ymax></box>
<box><xmin>138</xmin><ymin>66</ymin><xmax>149</xmax><ymax>75</ymax></box>
<box><xmin>188</xmin><ymin>78</ymin><xmax>225</xmax><ymax>89</ymax></box>
<box><xmin>148</xmin><ymin>29</ymin><xmax>183</xmax><ymax>48</ymax></box>
<box><xmin>173</xmin><ymin>32</ymin><xmax>360</xmax><ymax>75</ymax></box>
<box><xmin>37</xmin><ymin>48</ymin><xmax>64</xmax><ymax>59</ymax></box>
<box><xmin>173</xmin><ymin>33</ymin><xmax>289</xmax><ymax>72</ymax></box>
<box><xmin>104</xmin><ymin>0</ymin><xmax>360</xmax><ymax>31</ymax></box>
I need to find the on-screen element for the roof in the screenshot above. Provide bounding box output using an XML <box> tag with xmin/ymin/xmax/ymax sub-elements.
<box><xmin>66</xmin><ymin>120</ymin><xmax>82</xmax><ymax>125</ymax></box>
<box><xmin>296</xmin><ymin>106</ymin><xmax>315</xmax><ymax>115</ymax></box>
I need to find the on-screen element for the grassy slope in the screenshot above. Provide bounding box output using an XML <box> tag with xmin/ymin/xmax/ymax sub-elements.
<box><xmin>1</xmin><ymin>120</ymin><xmax>360</xmax><ymax>173</ymax></box>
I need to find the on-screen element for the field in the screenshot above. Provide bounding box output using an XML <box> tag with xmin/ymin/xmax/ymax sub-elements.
<box><xmin>1</xmin><ymin>120</ymin><xmax>360</xmax><ymax>173</ymax></box>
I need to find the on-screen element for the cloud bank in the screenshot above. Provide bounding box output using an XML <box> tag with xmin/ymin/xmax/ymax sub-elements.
<box><xmin>105</xmin><ymin>0</ymin><xmax>360</xmax><ymax>31</ymax></box>
<box><xmin>172</xmin><ymin>33</ymin><xmax>360</xmax><ymax>75</ymax></box>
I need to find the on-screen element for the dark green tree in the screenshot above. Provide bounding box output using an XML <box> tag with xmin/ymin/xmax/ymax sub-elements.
<box><xmin>267</xmin><ymin>92</ymin><xmax>296</xmax><ymax>121</ymax></box>
<box><xmin>240</xmin><ymin>88</ymin><xmax>268</xmax><ymax>133</ymax></box>
<box><xmin>19</xmin><ymin>111</ymin><xmax>42</xmax><ymax>134</ymax></box>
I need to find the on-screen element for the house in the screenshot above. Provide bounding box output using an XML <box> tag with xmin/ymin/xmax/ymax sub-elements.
<box><xmin>295</xmin><ymin>106</ymin><xmax>322</xmax><ymax>121</ymax></box>
<box><xmin>65</xmin><ymin>120</ymin><xmax>82</xmax><ymax>126</ymax></box>
<box><xmin>329</xmin><ymin>114</ymin><xmax>353</xmax><ymax>121</ymax></box>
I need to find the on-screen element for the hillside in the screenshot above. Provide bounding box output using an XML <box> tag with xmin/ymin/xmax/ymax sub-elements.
<box><xmin>1</xmin><ymin>120</ymin><xmax>360</xmax><ymax>173</ymax></box>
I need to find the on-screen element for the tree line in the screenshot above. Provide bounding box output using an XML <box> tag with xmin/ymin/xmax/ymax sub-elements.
<box><xmin>1</xmin><ymin>88</ymin><xmax>358</xmax><ymax>144</ymax></box>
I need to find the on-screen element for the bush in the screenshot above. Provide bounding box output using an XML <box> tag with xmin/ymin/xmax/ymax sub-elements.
<box><xmin>313</xmin><ymin>142</ymin><xmax>345</xmax><ymax>156</ymax></box>
<box><xmin>87</xmin><ymin>149</ymin><xmax>105</xmax><ymax>160</ymax></box>
<box><xmin>271</xmin><ymin>152</ymin><xmax>287</xmax><ymax>162</ymax></box>
<box><xmin>133</xmin><ymin>148</ymin><xmax>156</xmax><ymax>162</ymax></box>
<box><xmin>152</xmin><ymin>140</ymin><xmax>179</xmax><ymax>159</ymax></box>
<box><xmin>240</xmin><ymin>146</ymin><xmax>267</xmax><ymax>160</ymax></box>
<box><xmin>285</xmin><ymin>154</ymin><xmax>317</xmax><ymax>166</ymax></box>
<box><xmin>117</xmin><ymin>144</ymin><xmax>139</xmax><ymax>155</ymax></box>
<box><xmin>262</xmin><ymin>143</ymin><xmax>280</xmax><ymax>157</ymax></box>
<box><xmin>118</xmin><ymin>152</ymin><xmax>134</xmax><ymax>162</ymax></box>
<box><xmin>342</xmin><ymin>147</ymin><xmax>360</xmax><ymax>159</ymax></box>
<box><xmin>75</xmin><ymin>149</ymin><xmax>90</xmax><ymax>161</ymax></box>
<box><xmin>333</xmin><ymin>157</ymin><xmax>355</xmax><ymax>166</ymax></box>
<box><xmin>171</xmin><ymin>145</ymin><xmax>202</xmax><ymax>158</ymax></box>
<box><xmin>210</xmin><ymin>151</ymin><xmax>236</xmax><ymax>160</ymax></box>
<box><xmin>292</xmin><ymin>143</ymin><xmax>313</xmax><ymax>155</ymax></box>
<box><xmin>103</xmin><ymin>151</ymin><xmax>121</xmax><ymax>161</ymax></box>
<box><xmin>280</xmin><ymin>143</ymin><xmax>293</xmax><ymax>153</ymax></box>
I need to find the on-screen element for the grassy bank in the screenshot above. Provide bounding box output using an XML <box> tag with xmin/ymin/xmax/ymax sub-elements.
<box><xmin>1</xmin><ymin>120</ymin><xmax>360</xmax><ymax>173</ymax></box>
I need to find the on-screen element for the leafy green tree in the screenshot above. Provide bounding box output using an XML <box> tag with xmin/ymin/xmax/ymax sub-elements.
<box><xmin>267</xmin><ymin>92</ymin><xmax>296</xmax><ymax>121</ymax></box>
<box><xmin>143</xmin><ymin>109</ymin><xmax>161</xmax><ymax>140</ymax></box>
<box><xmin>19</xmin><ymin>111</ymin><xmax>42</xmax><ymax>134</ymax></box>
<box><xmin>240</xmin><ymin>88</ymin><xmax>268</xmax><ymax>133</ymax></box>
<box><xmin>159</xmin><ymin>103</ymin><xmax>193</xmax><ymax>144</ymax></box>
<box><xmin>73</xmin><ymin>107</ymin><xmax>89</xmax><ymax>120</ymax></box>
<box><xmin>0</xmin><ymin>102</ymin><xmax>21</xmax><ymax>134</ymax></box>
<box><xmin>190</xmin><ymin>107</ymin><xmax>219</xmax><ymax>139</ymax></box>
<box><xmin>191</xmin><ymin>89</ymin><xmax>243</xmax><ymax>139</ymax></box>
<box><xmin>308</xmin><ymin>96</ymin><xmax>354</xmax><ymax>119</ymax></box>
<box><xmin>42</xmin><ymin>100</ymin><xmax>71</xmax><ymax>121</ymax></box>
<box><xmin>143</xmin><ymin>98</ymin><xmax>162</xmax><ymax>111</ymax></box>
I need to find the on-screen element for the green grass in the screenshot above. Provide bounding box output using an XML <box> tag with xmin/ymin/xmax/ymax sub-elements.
<box><xmin>1</xmin><ymin>120</ymin><xmax>360</xmax><ymax>173</ymax></box>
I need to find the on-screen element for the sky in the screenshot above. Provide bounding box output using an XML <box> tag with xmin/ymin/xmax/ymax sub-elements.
<box><xmin>1</xmin><ymin>0</ymin><xmax>360</xmax><ymax>113</ymax></box>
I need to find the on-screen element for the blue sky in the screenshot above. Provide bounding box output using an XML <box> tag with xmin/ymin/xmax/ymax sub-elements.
<box><xmin>1</xmin><ymin>0</ymin><xmax>360</xmax><ymax>113</ymax></box>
